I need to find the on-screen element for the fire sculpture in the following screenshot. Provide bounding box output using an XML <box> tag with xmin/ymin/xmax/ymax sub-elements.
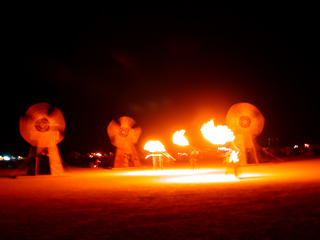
<box><xmin>144</xmin><ymin>140</ymin><xmax>175</xmax><ymax>170</ymax></box>
<box><xmin>200</xmin><ymin>119</ymin><xmax>235</xmax><ymax>145</ymax></box>
<box><xmin>200</xmin><ymin>119</ymin><xmax>241</xmax><ymax>176</ymax></box>
<box><xmin>172</xmin><ymin>129</ymin><xmax>189</xmax><ymax>146</ymax></box>
<box><xmin>19</xmin><ymin>103</ymin><xmax>65</xmax><ymax>176</ymax></box>
<box><xmin>173</xmin><ymin>129</ymin><xmax>200</xmax><ymax>170</ymax></box>
<box><xmin>221</xmin><ymin>142</ymin><xmax>241</xmax><ymax>178</ymax></box>
<box><xmin>107</xmin><ymin>116</ymin><xmax>141</xmax><ymax>168</ymax></box>
<box><xmin>226</xmin><ymin>102</ymin><xmax>265</xmax><ymax>164</ymax></box>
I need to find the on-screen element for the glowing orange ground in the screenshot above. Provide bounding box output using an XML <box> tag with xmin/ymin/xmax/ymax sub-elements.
<box><xmin>1</xmin><ymin>158</ymin><xmax>319</xmax><ymax>239</ymax></box>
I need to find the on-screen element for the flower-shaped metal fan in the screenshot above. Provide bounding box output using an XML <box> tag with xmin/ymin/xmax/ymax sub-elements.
<box><xmin>107</xmin><ymin>116</ymin><xmax>141</xmax><ymax>152</ymax></box>
<box><xmin>226</xmin><ymin>102</ymin><xmax>264</xmax><ymax>138</ymax></box>
<box><xmin>19</xmin><ymin>103</ymin><xmax>66</xmax><ymax>148</ymax></box>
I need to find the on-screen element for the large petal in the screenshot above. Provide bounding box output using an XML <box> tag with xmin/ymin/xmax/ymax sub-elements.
<box><xmin>119</xmin><ymin>116</ymin><xmax>135</xmax><ymax>128</ymax></box>
<box><xmin>128</xmin><ymin>126</ymin><xmax>141</xmax><ymax>144</ymax></box>
<box><xmin>49</xmin><ymin>107</ymin><xmax>66</xmax><ymax>133</ymax></box>
<box><xmin>107</xmin><ymin>120</ymin><xmax>121</xmax><ymax>147</ymax></box>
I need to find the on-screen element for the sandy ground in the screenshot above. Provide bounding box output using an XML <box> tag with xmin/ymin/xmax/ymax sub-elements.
<box><xmin>1</xmin><ymin>159</ymin><xmax>320</xmax><ymax>239</ymax></box>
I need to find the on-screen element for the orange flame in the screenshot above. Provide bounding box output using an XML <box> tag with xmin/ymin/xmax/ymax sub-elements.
<box><xmin>229</xmin><ymin>150</ymin><xmax>239</xmax><ymax>163</ymax></box>
<box><xmin>144</xmin><ymin>140</ymin><xmax>166</xmax><ymax>152</ymax></box>
<box><xmin>201</xmin><ymin>119</ymin><xmax>235</xmax><ymax>145</ymax></box>
<box><xmin>173</xmin><ymin>129</ymin><xmax>189</xmax><ymax>146</ymax></box>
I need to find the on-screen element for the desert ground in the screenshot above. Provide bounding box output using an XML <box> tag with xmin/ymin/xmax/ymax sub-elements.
<box><xmin>1</xmin><ymin>158</ymin><xmax>320</xmax><ymax>239</ymax></box>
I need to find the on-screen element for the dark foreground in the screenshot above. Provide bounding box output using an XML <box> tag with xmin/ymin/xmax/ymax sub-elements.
<box><xmin>1</xmin><ymin>159</ymin><xmax>320</xmax><ymax>239</ymax></box>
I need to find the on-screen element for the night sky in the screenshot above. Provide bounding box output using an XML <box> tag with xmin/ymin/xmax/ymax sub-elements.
<box><xmin>2</xmin><ymin>5</ymin><xmax>318</xmax><ymax>156</ymax></box>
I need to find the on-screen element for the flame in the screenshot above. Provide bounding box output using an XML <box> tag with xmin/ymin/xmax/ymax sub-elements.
<box><xmin>201</xmin><ymin>119</ymin><xmax>235</xmax><ymax>145</ymax></box>
<box><xmin>144</xmin><ymin>140</ymin><xmax>166</xmax><ymax>152</ymax></box>
<box><xmin>173</xmin><ymin>129</ymin><xmax>189</xmax><ymax>146</ymax></box>
<box><xmin>145</xmin><ymin>153</ymin><xmax>162</xmax><ymax>159</ymax></box>
<box><xmin>229</xmin><ymin>150</ymin><xmax>239</xmax><ymax>163</ymax></box>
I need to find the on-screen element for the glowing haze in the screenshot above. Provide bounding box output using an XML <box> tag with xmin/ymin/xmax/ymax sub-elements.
<box><xmin>143</xmin><ymin>140</ymin><xmax>166</xmax><ymax>152</ymax></box>
<box><xmin>172</xmin><ymin>129</ymin><xmax>189</xmax><ymax>146</ymax></box>
<box><xmin>201</xmin><ymin>120</ymin><xmax>235</xmax><ymax>145</ymax></box>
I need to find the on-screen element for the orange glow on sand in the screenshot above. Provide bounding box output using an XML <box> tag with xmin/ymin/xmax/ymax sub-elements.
<box><xmin>119</xmin><ymin>169</ymin><xmax>214</xmax><ymax>176</ymax></box>
<box><xmin>118</xmin><ymin>168</ymin><xmax>265</xmax><ymax>183</ymax></box>
<box><xmin>162</xmin><ymin>173</ymin><xmax>265</xmax><ymax>183</ymax></box>
<box><xmin>172</xmin><ymin>129</ymin><xmax>189</xmax><ymax>146</ymax></box>
<box><xmin>163</xmin><ymin>174</ymin><xmax>239</xmax><ymax>183</ymax></box>
<box><xmin>201</xmin><ymin>119</ymin><xmax>235</xmax><ymax>145</ymax></box>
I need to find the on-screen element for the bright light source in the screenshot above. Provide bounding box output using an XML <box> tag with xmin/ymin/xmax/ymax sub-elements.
<box><xmin>3</xmin><ymin>156</ymin><xmax>10</xmax><ymax>161</ymax></box>
<box><xmin>201</xmin><ymin>119</ymin><xmax>235</xmax><ymax>145</ymax></box>
<box><xmin>144</xmin><ymin>140</ymin><xmax>166</xmax><ymax>152</ymax></box>
<box><xmin>294</xmin><ymin>145</ymin><xmax>298</xmax><ymax>149</ymax></box>
<box><xmin>173</xmin><ymin>129</ymin><xmax>189</xmax><ymax>146</ymax></box>
<box><xmin>304</xmin><ymin>143</ymin><xmax>310</xmax><ymax>148</ymax></box>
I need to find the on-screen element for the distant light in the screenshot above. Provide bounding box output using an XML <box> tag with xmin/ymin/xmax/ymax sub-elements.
<box><xmin>304</xmin><ymin>143</ymin><xmax>310</xmax><ymax>148</ymax></box>
<box><xmin>3</xmin><ymin>156</ymin><xmax>10</xmax><ymax>161</ymax></box>
<box><xmin>0</xmin><ymin>156</ymin><xmax>3</xmax><ymax>161</ymax></box>
<box><xmin>177</xmin><ymin>152</ymin><xmax>188</xmax><ymax>156</ymax></box>
<box><xmin>218</xmin><ymin>147</ymin><xmax>231</xmax><ymax>152</ymax></box>
<box><xmin>95</xmin><ymin>153</ymin><xmax>102</xmax><ymax>157</ymax></box>
<box><xmin>294</xmin><ymin>145</ymin><xmax>299</xmax><ymax>149</ymax></box>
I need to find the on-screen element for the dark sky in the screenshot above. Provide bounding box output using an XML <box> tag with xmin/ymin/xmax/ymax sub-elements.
<box><xmin>1</xmin><ymin>5</ymin><xmax>319</xmax><ymax>156</ymax></box>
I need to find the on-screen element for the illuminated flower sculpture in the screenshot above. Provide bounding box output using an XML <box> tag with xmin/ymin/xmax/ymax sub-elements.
<box><xmin>226</xmin><ymin>102</ymin><xmax>265</xmax><ymax>164</ymax></box>
<box><xmin>107</xmin><ymin>116</ymin><xmax>141</xmax><ymax>168</ymax></box>
<box><xmin>144</xmin><ymin>140</ymin><xmax>175</xmax><ymax>170</ymax></box>
<box><xmin>19</xmin><ymin>103</ymin><xmax>65</xmax><ymax>176</ymax></box>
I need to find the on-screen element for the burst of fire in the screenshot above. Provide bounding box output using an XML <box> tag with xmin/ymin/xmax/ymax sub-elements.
<box><xmin>172</xmin><ymin>129</ymin><xmax>189</xmax><ymax>146</ymax></box>
<box><xmin>229</xmin><ymin>150</ymin><xmax>239</xmax><ymax>163</ymax></box>
<box><xmin>201</xmin><ymin>119</ymin><xmax>235</xmax><ymax>145</ymax></box>
<box><xmin>143</xmin><ymin>140</ymin><xmax>166</xmax><ymax>152</ymax></box>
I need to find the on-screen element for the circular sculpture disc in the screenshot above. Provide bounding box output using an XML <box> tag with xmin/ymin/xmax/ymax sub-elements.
<box><xmin>118</xmin><ymin>127</ymin><xmax>129</xmax><ymax>138</ymax></box>
<box><xmin>19</xmin><ymin>103</ymin><xmax>65</xmax><ymax>147</ymax></box>
<box><xmin>107</xmin><ymin>116</ymin><xmax>141</xmax><ymax>150</ymax></box>
<box><xmin>226</xmin><ymin>102</ymin><xmax>265</xmax><ymax>137</ymax></box>
<box><xmin>35</xmin><ymin>118</ymin><xmax>51</xmax><ymax>132</ymax></box>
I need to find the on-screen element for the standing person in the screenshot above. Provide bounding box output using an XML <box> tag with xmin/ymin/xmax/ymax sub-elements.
<box><xmin>95</xmin><ymin>158</ymin><xmax>101</xmax><ymax>168</ymax></box>
<box><xmin>189</xmin><ymin>150</ymin><xmax>199</xmax><ymax>170</ymax></box>
<box><xmin>152</xmin><ymin>153</ymin><xmax>158</xmax><ymax>170</ymax></box>
<box><xmin>224</xmin><ymin>142</ymin><xmax>241</xmax><ymax>178</ymax></box>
